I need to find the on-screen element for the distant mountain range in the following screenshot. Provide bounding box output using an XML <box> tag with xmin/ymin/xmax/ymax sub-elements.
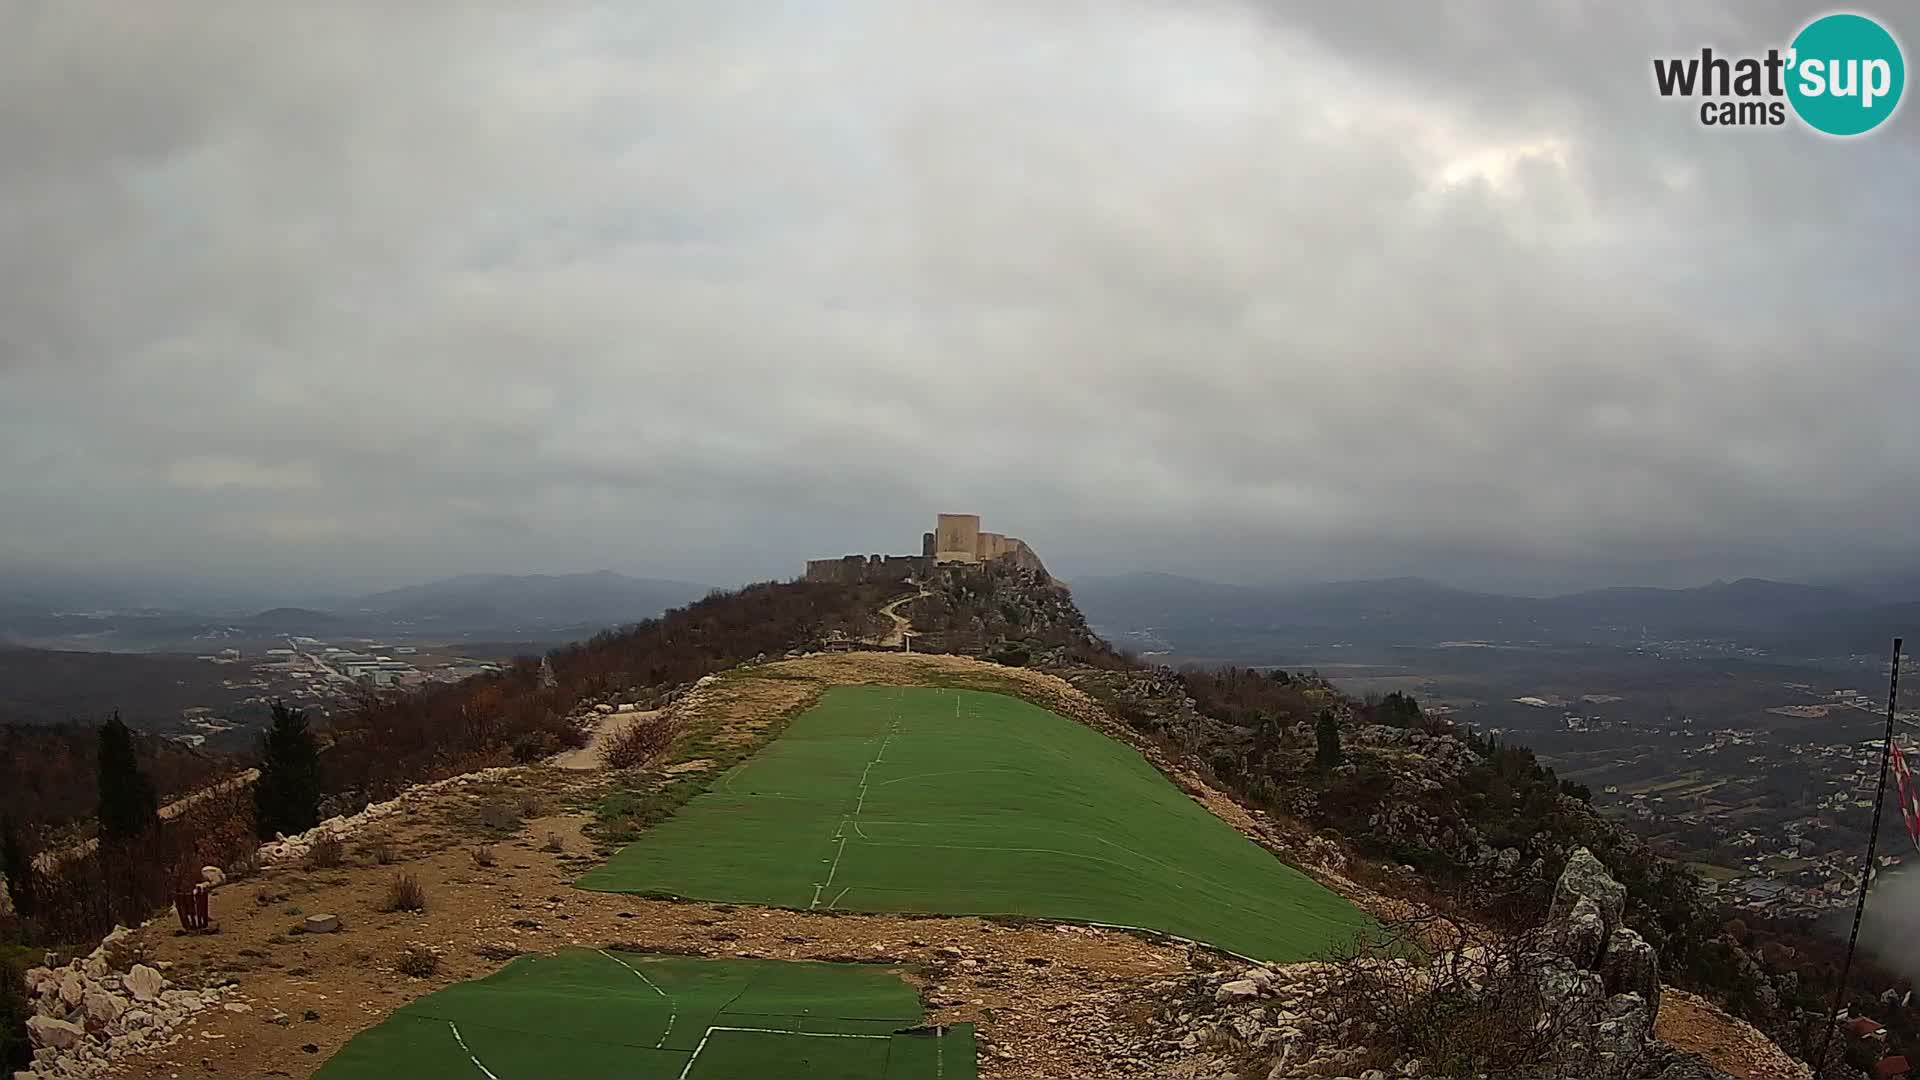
<box><xmin>0</xmin><ymin>571</ymin><xmax>713</xmax><ymax>652</ymax></box>
<box><xmin>337</xmin><ymin>571</ymin><xmax>711</xmax><ymax>629</ymax></box>
<box><xmin>1068</xmin><ymin>573</ymin><xmax>1912</xmax><ymax>660</ymax></box>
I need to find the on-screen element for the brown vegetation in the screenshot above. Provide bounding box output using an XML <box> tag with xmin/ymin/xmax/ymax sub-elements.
<box><xmin>394</xmin><ymin>945</ymin><xmax>440</xmax><ymax>978</ymax></box>
<box><xmin>1312</xmin><ymin>913</ymin><xmax>1632</xmax><ymax>1077</ymax></box>
<box><xmin>0</xmin><ymin>721</ymin><xmax>235</xmax><ymax>833</ymax></box>
<box><xmin>598</xmin><ymin>714</ymin><xmax>679</xmax><ymax>770</ymax></box>
<box><xmin>380</xmin><ymin>872</ymin><xmax>426</xmax><ymax>913</ymax></box>
<box><xmin>304</xmin><ymin>833</ymin><xmax>345</xmax><ymax>870</ymax></box>
<box><xmin>20</xmin><ymin>788</ymin><xmax>256</xmax><ymax>943</ymax></box>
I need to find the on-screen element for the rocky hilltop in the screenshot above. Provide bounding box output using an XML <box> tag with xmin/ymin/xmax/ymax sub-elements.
<box><xmin>1118</xmin><ymin>849</ymin><xmax>1790</xmax><ymax>1079</ymax></box>
<box><xmin>2</xmin><ymin>568</ymin><xmax>1858</xmax><ymax>1079</ymax></box>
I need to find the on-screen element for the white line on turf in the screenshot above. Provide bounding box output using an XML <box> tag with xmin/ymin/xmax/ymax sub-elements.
<box><xmin>447</xmin><ymin>1021</ymin><xmax>501</xmax><ymax>1080</ymax></box>
<box><xmin>811</xmin><ymin>705</ymin><xmax>900</xmax><ymax>908</ymax></box>
<box><xmin>597</xmin><ymin>949</ymin><xmax>677</xmax><ymax>1049</ymax></box>
<box><xmin>676</xmin><ymin>1025</ymin><xmax>892</xmax><ymax>1080</ymax></box>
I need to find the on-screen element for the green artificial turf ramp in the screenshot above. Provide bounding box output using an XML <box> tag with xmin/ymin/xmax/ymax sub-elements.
<box><xmin>579</xmin><ymin>685</ymin><xmax>1368</xmax><ymax>960</ymax></box>
<box><xmin>312</xmin><ymin>950</ymin><xmax>974</xmax><ymax>1080</ymax></box>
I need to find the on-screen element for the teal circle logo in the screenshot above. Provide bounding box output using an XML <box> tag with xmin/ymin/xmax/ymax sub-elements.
<box><xmin>1787</xmin><ymin>13</ymin><xmax>1905</xmax><ymax>136</ymax></box>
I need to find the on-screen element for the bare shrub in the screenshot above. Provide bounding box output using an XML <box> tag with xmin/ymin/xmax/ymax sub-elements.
<box><xmin>381</xmin><ymin>872</ymin><xmax>426</xmax><ymax>913</ymax></box>
<box><xmin>224</xmin><ymin>848</ymin><xmax>262</xmax><ymax>882</ymax></box>
<box><xmin>518</xmin><ymin>793</ymin><xmax>544</xmax><ymax>818</ymax></box>
<box><xmin>469</xmin><ymin>845</ymin><xmax>496</xmax><ymax>868</ymax></box>
<box><xmin>540</xmin><ymin>833</ymin><xmax>564</xmax><ymax>853</ymax></box>
<box><xmin>599</xmin><ymin>715</ymin><xmax>679</xmax><ymax>770</ymax></box>
<box><xmin>1308</xmin><ymin>912</ymin><xmax>1637</xmax><ymax>1079</ymax></box>
<box><xmin>475</xmin><ymin>799</ymin><xmax>520</xmax><ymax>833</ymax></box>
<box><xmin>395</xmin><ymin>945</ymin><xmax>440</xmax><ymax>978</ymax></box>
<box><xmin>366</xmin><ymin>838</ymin><xmax>397</xmax><ymax>865</ymax></box>
<box><xmin>304</xmin><ymin>833</ymin><xmax>344</xmax><ymax>870</ymax></box>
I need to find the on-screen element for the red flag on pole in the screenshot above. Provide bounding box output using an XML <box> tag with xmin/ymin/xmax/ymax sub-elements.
<box><xmin>1892</xmin><ymin>740</ymin><xmax>1920</xmax><ymax>853</ymax></box>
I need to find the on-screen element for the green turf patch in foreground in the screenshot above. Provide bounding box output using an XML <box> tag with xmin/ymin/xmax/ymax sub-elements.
<box><xmin>313</xmin><ymin>950</ymin><xmax>973</xmax><ymax>1080</ymax></box>
<box><xmin>579</xmin><ymin>685</ymin><xmax>1369</xmax><ymax>961</ymax></box>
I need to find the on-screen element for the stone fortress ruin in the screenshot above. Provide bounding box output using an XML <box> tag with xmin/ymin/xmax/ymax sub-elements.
<box><xmin>804</xmin><ymin>513</ymin><xmax>1048</xmax><ymax>584</ymax></box>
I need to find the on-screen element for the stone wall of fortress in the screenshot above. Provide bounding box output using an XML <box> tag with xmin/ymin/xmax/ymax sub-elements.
<box><xmin>804</xmin><ymin>513</ymin><xmax>1048</xmax><ymax>584</ymax></box>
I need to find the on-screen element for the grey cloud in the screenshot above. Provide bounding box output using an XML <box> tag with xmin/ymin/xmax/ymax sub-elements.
<box><xmin>1</xmin><ymin>1</ymin><xmax>1915</xmax><ymax>594</ymax></box>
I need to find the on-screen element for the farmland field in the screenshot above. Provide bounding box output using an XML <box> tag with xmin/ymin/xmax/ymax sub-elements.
<box><xmin>313</xmin><ymin>950</ymin><xmax>972</xmax><ymax>1080</ymax></box>
<box><xmin>579</xmin><ymin>685</ymin><xmax>1367</xmax><ymax>961</ymax></box>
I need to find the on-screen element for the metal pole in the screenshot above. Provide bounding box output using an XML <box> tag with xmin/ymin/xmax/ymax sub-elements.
<box><xmin>1816</xmin><ymin>637</ymin><xmax>1903</xmax><ymax>1075</ymax></box>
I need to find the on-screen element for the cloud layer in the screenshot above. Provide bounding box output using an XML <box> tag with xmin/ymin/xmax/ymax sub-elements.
<box><xmin>3</xmin><ymin>2</ymin><xmax>1916</xmax><ymax>593</ymax></box>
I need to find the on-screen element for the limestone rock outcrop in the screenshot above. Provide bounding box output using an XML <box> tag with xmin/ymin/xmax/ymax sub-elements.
<box><xmin>15</xmin><ymin>926</ymin><xmax>227</xmax><ymax>1079</ymax></box>
<box><xmin>1110</xmin><ymin>848</ymin><xmax>1754</xmax><ymax>1079</ymax></box>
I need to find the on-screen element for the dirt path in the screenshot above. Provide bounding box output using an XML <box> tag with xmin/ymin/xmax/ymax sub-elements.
<box><xmin>876</xmin><ymin>588</ymin><xmax>927</xmax><ymax>648</ymax></box>
<box><xmin>549</xmin><ymin>709</ymin><xmax>663</xmax><ymax>770</ymax></box>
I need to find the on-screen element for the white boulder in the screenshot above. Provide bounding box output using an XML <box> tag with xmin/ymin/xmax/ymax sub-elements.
<box><xmin>82</xmin><ymin>989</ymin><xmax>125</xmax><ymax>1024</ymax></box>
<box><xmin>123</xmin><ymin>965</ymin><xmax>164</xmax><ymax>1003</ymax></box>
<box><xmin>26</xmin><ymin>1016</ymin><xmax>84</xmax><ymax>1050</ymax></box>
<box><xmin>1214</xmin><ymin>979</ymin><xmax>1261</xmax><ymax>1003</ymax></box>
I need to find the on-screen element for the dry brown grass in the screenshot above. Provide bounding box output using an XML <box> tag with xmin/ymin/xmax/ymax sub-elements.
<box><xmin>304</xmin><ymin>834</ymin><xmax>345</xmax><ymax>870</ymax></box>
<box><xmin>599</xmin><ymin>714</ymin><xmax>680</xmax><ymax>770</ymax></box>
<box><xmin>380</xmin><ymin>872</ymin><xmax>426</xmax><ymax>913</ymax></box>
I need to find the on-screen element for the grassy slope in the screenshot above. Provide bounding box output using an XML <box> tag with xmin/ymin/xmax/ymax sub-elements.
<box><xmin>314</xmin><ymin>950</ymin><xmax>973</xmax><ymax>1080</ymax></box>
<box><xmin>580</xmin><ymin>685</ymin><xmax>1368</xmax><ymax>961</ymax></box>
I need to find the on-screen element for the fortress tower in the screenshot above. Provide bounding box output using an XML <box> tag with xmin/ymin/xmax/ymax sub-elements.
<box><xmin>933</xmin><ymin>513</ymin><xmax>982</xmax><ymax>564</ymax></box>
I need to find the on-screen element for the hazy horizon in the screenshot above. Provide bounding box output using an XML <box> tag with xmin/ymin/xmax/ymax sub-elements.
<box><xmin>4</xmin><ymin>4</ymin><xmax>1916</xmax><ymax>599</ymax></box>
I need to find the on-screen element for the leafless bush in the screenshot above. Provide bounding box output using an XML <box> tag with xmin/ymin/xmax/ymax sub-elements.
<box><xmin>475</xmin><ymin>799</ymin><xmax>520</xmax><ymax>833</ymax></box>
<box><xmin>599</xmin><ymin>715</ymin><xmax>679</xmax><ymax>770</ymax></box>
<box><xmin>395</xmin><ymin>945</ymin><xmax>440</xmax><ymax>978</ymax></box>
<box><xmin>304</xmin><ymin>833</ymin><xmax>345</xmax><ymax>870</ymax></box>
<box><xmin>541</xmin><ymin>832</ymin><xmax>564</xmax><ymax>853</ymax></box>
<box><xmin>380</xmin><ymin>872</ymin><xmax>426</xmax><ymax>913</ymax></box>
<box><xmin>224</xmin><ymin>848</ymin><xmax>262</xmax><ymax>882</ymax></box>
<box><xmin>469</xmin><ymin>845</ymin><xmax>496</xmax><ymax>868</ymax></box>
<box><xmin>1309</xmin><ymin>912</ymin><xmax>1633</xmax><ymax>1079</ymax></box>
<box><xmin>366</xmin><ymin>838</ymin><xmax>397</xmax><ymax>865</ymax></box>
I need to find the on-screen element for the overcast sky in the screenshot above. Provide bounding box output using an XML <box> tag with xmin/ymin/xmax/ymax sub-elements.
<box><xmin>3</xmin><ymin>2</ymin><xmax>1917</xmax><ymax>597</ymax></box>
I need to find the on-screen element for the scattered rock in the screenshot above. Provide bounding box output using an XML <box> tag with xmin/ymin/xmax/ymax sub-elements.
<box><xmin>303</xmin><ymin>913</ymin><xmax>342</xmax><ymax>934</ymax></box>
<box><xmin>26</xmin><ymin>1017</ymin><xmax>84</xmax><ymax>1050</ymax></box>
<box><xmin>1213</xmin><ymin>978</ymin><xmax>1260</xmax><ymax>1003</ymax></box>
<box><xmin>123</xmin><ymin>965</ymin><xmax>164</xmax><ymax>1003</ymax></box>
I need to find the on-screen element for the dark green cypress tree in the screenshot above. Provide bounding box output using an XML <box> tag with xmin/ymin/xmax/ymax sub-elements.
<box><xmin>96</xmin><ymin>711</ymin><xmax>158</xmax><ymax>842</ymax></box>
<box><xmin>254</xmin><ymin>701</ymin><xmax>322</xmax><ymax>840</ymax></box>
<box><xmin>1</xmin><ymin>953</ymin><xmax>30</xmax><ymax>1070</ymax></box>
<box><xmin>1315</xmin><ymin>709</ymin><xmax>1344</xmax><ymax>772</ymax></box>
<box><xmin>0</xmin><ymin>815</ymin><xmax>30</xmax><ymax>917</ymax></box>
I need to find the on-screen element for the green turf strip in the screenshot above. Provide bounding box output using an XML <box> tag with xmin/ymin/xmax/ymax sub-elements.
<box><xmin>579</xmin><ymin>685</ymin><xmax>1369</xmax><ymax>961</ymax></box>
<box><xmin>313</xmin><ymin>951</ymin><xmax>973</xmax><ymax>1080</ymax></box>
